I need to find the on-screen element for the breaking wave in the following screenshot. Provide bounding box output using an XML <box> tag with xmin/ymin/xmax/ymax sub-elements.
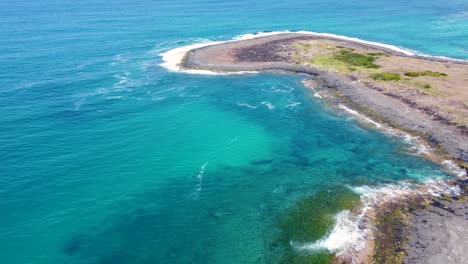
<box><xmin>293</xmin><ymin>178</ymin><xmax>463</xmax><ymax>258</ymax></box>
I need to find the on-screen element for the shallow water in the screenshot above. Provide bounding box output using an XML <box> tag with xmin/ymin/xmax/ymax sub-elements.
<box><xmin>0</xmin><ymin>0</ymin><xmax>466</xmax><ymax>263</ymax></box>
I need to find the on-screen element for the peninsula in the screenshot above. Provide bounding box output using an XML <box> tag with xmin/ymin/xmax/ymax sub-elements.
<box><xmin>183</xmin><ymin>33</ymin><xmax>468</xmax><ymax>166</ymax></box>
<box><xmin>180</xmin><ymin>32</ymin><xmax>468</xmax><ymax>263</ymax></box>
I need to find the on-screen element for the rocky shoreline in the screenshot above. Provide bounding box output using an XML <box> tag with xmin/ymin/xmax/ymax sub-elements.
<box><xmin>179</xmin><ymin>32</ymin><xmax>468</xmax><ymax>263</ymax></box>
<box><xmin>362</xmin><ymin>180</ymin><xmax>468</xmax><ymax>264</ymax></box>
<box><xmin>183</xmin><ymin>33</ymin><xmax>468</xmax><ymax>165</ymax></box>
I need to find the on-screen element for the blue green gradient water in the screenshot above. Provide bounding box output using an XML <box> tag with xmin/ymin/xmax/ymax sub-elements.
<box><xmin>1</xmin><ymin>1</ymin><xmax>467</xmax><ymax>263</ymax></box>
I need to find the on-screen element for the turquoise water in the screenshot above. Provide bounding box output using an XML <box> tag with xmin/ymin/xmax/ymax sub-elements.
<box><xmin>1</xmin><ymin>1</ymin><xmax>467</xmax><ymax>263</ymax></box>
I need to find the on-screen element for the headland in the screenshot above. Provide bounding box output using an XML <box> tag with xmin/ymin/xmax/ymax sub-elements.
<box><xmin>173</xmin><ymin>32</ymin><xmax>468</xmax><ymax>264</ymax></box>
<box><xmin>182</xmin><ymin>32</ymin><xmax>468</xmax><ymax>166</ymax></box>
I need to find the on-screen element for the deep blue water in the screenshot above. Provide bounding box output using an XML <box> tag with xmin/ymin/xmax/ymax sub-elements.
<box><xmin>0</xmin><ymin>1</ymin><xmax>467</xmax><ymax>263</ymax></box>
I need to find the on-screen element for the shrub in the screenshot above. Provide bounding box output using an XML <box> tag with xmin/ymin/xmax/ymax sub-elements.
<box><xmin>421</xmin><ymin>71</ymin><xmax>447</xmax><ymax>77</ymax></box>
<box><xmin>404</xmin><ymin>71</ymin><xmax>447</xmax><ymax>77</ymax></box>
<box><xmin>404</xmin><ymin>72</ymin><xmax>421</xmax><ymax>77</ymax></box>
<box><xmin>334</xmin><ymin>50</ymin><xmax>380</xmax><ymax>68</ymax></box>
<box><xmin>371</xmin><ymin>72</ymin><xmax>401</xmax><ymax>81</ymax></box>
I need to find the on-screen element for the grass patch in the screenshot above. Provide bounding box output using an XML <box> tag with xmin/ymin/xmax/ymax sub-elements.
<box><xmin>404</xmin><ymin>71</ymin><xmax>447</xmax><ymax>77</ymax></box>
<box><xmin>371</xmin><ymin>72</ymin><xmax>401</xmax><ymax>81</ymax></box>
<box><xmin>311</xmin><ymin>54</ymin><xmax>352</xmax><ymax>73</ymax></box>
<box><xmin>334</xmin><ymin>49</ymin><xmax>380</xmax><ymax>68</ymax></box>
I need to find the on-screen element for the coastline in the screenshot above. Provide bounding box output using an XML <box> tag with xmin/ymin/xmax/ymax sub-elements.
<box><xmin>179</xmin><ymin>32</ymin><xmax>468</xmax><ymax>165</ymax></box>
<box><xmin>160</xmin><ymin>32</ymin><xmax>468</xmax><ymax>263</ymax></box>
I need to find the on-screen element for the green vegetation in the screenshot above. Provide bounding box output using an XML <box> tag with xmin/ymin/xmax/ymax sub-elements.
<box><xmin>373</xmin><ymin>196</ymin><xmax>428</xmax><ymax>264</ymax></box>
<box><xmin>334</xmin><ymin>49</ymin><xmax>380</xmax><ymax>69</ymax></box>
<box><xmin>374</xmin><ymin>206</ymin><xmax>408</xmax><ymax>264</ymax></box>
<box><xmin>367</xmin><ymin>52</ymin><xmax>390</xmax><ymax>57</ymax></box>
<box><xmin>310</xmin><ymin>54</ymin><xmax>352</xmax><ymax>73</ymax></box>
<box><xmin>404</xmin><ymin>71</ymin><xmax>447</xmax><ymax>77</ymax></box>
<box><xmin>279</xmin><ymin>186</ymin><xmax>360</xmax><ymax>264</ymax></box>
<box><xmin>370</xmin><ymin>72</ymin><xmax>401</xmax><ymax>81</ymax></box>
<box><xmin>404</xmin><ymin>72</ymin><xmax>421</xmax><ymax>77</ymax></box>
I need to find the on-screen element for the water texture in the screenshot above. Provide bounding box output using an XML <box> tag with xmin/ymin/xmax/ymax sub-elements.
<box><xmin>0</xmin><ymin>0</ymin><xmax>466</xmax><ymax>263</ymax></box>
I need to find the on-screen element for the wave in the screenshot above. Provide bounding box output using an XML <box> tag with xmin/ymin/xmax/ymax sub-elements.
<box><xmin>260</xmin><ymin>101</ymin><xmax>275</xmax><ymax>110</ymax></box>
<box><xmin>292</xmin><ymin>210</ymin><xmax>366</xmax><ymax>255</ymax></box>
<box><xmin>195</xmin><ymin>162</ymin><xmax>208</xmax><ymax>193</ymax></box>
<box><xmin>293</xmin><ymin>178</ymin><xmax>463</xmax><ymax>258</ymax></box>
<box><xmin>159</xmin><ymin>30</ymin><xmax>467</xmax><ymax>75</ymax></box>
<box><xmin>285</xmin><ymin>101</ymin><xmax>301</xmax><ymax>108</ymax></box>
<box><xmin>188</xmin><ymin>162</ymin><xmax>209</xmax><ymax>200</ymax></box>
<box><xmin>236</xmin><ymin>102</ymin><xmax>257</xmax><ymax>109</ymax></box>
<box><xmin>337</xmin><ymin>103</ymin><xmax>468</xmax><ymax>180</ymax></box>
<box><xmin>441</xmin><ymin>160</ymin><xmax>467</xmax><ymax>179</ymax></box>
<box><xmin>293</xmin><ymin>103</ymin><xmax>467</xmax><ymax>258</ymax></box>
<box><xmin>271</xmin><ymin>87</ymin><xmax>294</xmax><ymax>93</ymax></box>
<box><xmin>338</xmin><ymin>104</ymin><xmax>382</xmax><ymax>128</ymax></box>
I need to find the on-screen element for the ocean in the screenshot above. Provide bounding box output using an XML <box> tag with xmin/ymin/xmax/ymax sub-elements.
<box><xmin>0</xmin><ymin>0</ymin><xmax>467</xmax><ymax>263</ymax></box>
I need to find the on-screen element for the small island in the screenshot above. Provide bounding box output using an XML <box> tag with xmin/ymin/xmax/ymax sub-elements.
<box><xmin>181</xmin><ymin>32</ymin><xmax>468</xmax><ymax>264</ymax></box>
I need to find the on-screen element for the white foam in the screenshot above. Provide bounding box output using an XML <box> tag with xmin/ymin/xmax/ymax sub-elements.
<box><xmin>338</xmin><ymin>104</ymin><xmax>382</xmax><ymax>128</ymax></box>
<box><xmin>285</xmin><ymin>101</ymin><xmax>301</xmax><ymax>108</ymax></box>
<box><xmin>292</xmin><ymin>210</ymin><xmax>366</xmax><ymax>255</ymax></box>
<box><xmin>308</xmin><ymin>86</ymin><xmax>323</xmax><ymax>99</ymax></box>
<box><xmin>292</xmin><ymin>184</ymin><xmax>413</xmax><ymax>256</ymax></box>
<box><xmin>236</xmin><ymin>102</ymin><xmax>257</xmax><ymax>109</ymax></box>
<box><xmin>159</xmin><ymin>41</ymin><xmax>225</xmax><ymax>74</ymax></box>
<box><xmin>261</xmin><ymin>101</ymin><xmax>275</xmax><ymax>110</ymax></box>
<box><xmin>271</xmin><ymin>87</ymin><xmax>294</xmax><ymax>93</ymax></box>
<box><xmin>337</xmin><ymin>104</ymin><xmax>438</xmax><ymax>159</ymax></box>
<box><xmin>351</xmin><ymin>184</ymin><xmax>415</xmax><ymax>209</ymax></box>
<box><xmin>424</xmin><ymin>179</ymin><xmax>462</xmax><ymax>197</ymax></box>
<box><xmin>441</xmin><ymin>160</ymin><xmax>467</xmax><ymax>179</ymax></box>
<box><xmin>195</xmin><ymin>162</ymin><xmax>208</xmax><ymax>193</ymax></box>
<box><xmin>106</xmin><ymin>95</ymin><xmax>124</xmax><ymax>100</ymax></box>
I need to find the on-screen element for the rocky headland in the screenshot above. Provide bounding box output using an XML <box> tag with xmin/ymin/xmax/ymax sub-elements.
<box><xmin>179</xmin><ymin>32</ymin><xmax>468</xmax><ymax>264</ymax></box>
